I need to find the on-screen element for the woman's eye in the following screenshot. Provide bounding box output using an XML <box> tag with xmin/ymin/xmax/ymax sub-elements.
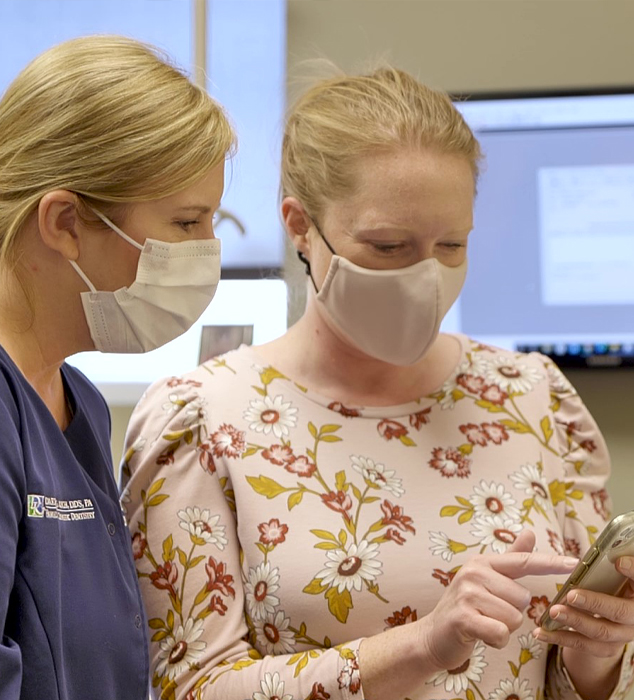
<box><xmin>441</xmin><ymin>242</ymin><xmax>466</xmax><ymax>252</ymax></box>
<box><xmin>370</xmin><ymin>242</ymin><xmax>405</xmax><ymax>254</ymax></box>
<box><xmin>178</xmin><ymin>220</ymin><xmax>200</xmax><ymax>231</ymax></box>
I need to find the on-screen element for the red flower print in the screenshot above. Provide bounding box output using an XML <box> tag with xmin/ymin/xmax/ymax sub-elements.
<box><xmin>580</xmin><ymin>439</ymin><xmax>597</xmax><ymax>453</ymax></box>
<box><xmin>459</xmin><ymin>423</ymin><xmax>488</xmax><ymax>447</ymax></box>
<box><xmin>262</xmin><ymin>444</ymin><xmax>295</xmax><ymax>466</ymax></box>
<box><xmin>561</xmin><ymin>420</ymin><xmax>579</xmax><ymax>436</ymax></box>
<box><xmin>527</xmin><ymin>595</ymin><xmax>550</xmax><ymax>625</ymax></box>
<box><xmin>205</xmin><ymin>556</ymin><xmax>236</xmax><ymax>598</ymax></box>
<box><xmin>328</xmin><ymin>401</ymin><xmax>361</xmax><ymax>418</ymax></box>
<box><xmin>131</xmin><ymin>532</ymin><xmax>147</xmax><ymax>560</ymax></box>
<box><xmin>166</xmin><ymin>377</ymin><xmax>202</xmax><ymax>388</ymax></box>
<box><xmin>473</xmin><ymin>342</ymin><xmax>496</xmax><ymax>353</ymax></box>
<box><xmin>156</xmin><ymin>445</ymin><xmax>177</xmax><ymax>467</ymax></box>
<box><xmin>197</xmin><ymin>441</ymin><xmax>216</xmax><ymax>474</ymax></box>
<box><xmin>547</xmin><ymin>529</ymin><xmax>564</xmax><ymax>555</ymax></box>
<box><xmin>377</xmin><ymin>419</ymin><xmax>408</xmax><ymax>441</ymax></box>
<box><xmin>409</xmin><ymin>408</ymin><xmax>431</xmax><ymax>430</ymax></box>
<box><xmin>432</xmin><ymin>568</ymin><xmax>457</xmax><ymax>587</ymax></box>
<box><xmin>380</xmin><ymin>500</ymin><xmax>416</xmax><ymax>533</ymax></box>
<box><xmin>385</xmin><ymin>528</ymin><xmax>406</xmax><ymax>545</ymax></box>
<box><xmin>385</xmin><ymin>606</ymin><xmax>418</xmax><ymax>628</ymax></box>
<box><xmin>309</xmin><ymin>683</ymin><xmax>331</xmax><ymax>700</ymax></box>
<box><xmin>258</xmin><ymin>518</ymin><xmax>289</xmax><ymax>546</ymax></box>
<box><xmin>428</xmin><ymin>447</ymin><xmax>471</xmax><ymax>478</ymax></box>
<box><xmin>285</xmin><ymin>455</ymin><xmax>316</xmax><ymax>478</ymax></box>
<box><xmin>321</xmin><ymin>490</ymin><xmax>353</xmax><ymax>519</ymax></box>
<box><xmin>210</xmin><ymin>423</ymin><xmax>246</xmax><ymax>458</ymax></box>
<box><xmin>457</xmin><ymin>373</ymin><xmax>486</xmax><ymax>394</ymax></box>
<box><xmin>591</xmin><ymin>489</ymin><xmax>610</xmax><ymax>520</ymax></box>
<box><xmin>480</xmin><ymin>384</ymin><xmax>508</xmax><ymax>406</ymax></box>
<box><xmin>482</xmin><ymin>422</ymin><xmax>509</xmax><ymax>445</ymax></box>
<box><xmin>150</xmin><ymin>561</ymin><xmax>178</xmax><ymax>595</ymax></box>
<box><xmin>564</xmin><ymin>537</ymin><xmax>581</xmax><ymax>558</ymax></box>
<box><xmin>337</xmin><ymin>655</ymin><xmax>361</xmax><ymax>694</ymax></box>
<box><xmin>208</xmin><ymin>594</ymin><xmax>228</xmax><ymax>616</ymax></box>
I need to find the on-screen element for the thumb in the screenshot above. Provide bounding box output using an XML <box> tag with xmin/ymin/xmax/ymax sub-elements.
<box><xmin>509</xmin><ymin>529</ymin><xmax>536</xmax><ymax>554</ymax></box>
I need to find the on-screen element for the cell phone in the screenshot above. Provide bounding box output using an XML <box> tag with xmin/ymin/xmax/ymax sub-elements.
<box><xmin>539</xmin><ymin>510</ymin><xmax>634</xmax><ymax>632</ymax></box>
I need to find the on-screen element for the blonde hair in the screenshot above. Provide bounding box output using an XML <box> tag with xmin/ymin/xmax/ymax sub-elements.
<box><xmin>282</xmin><ymin>66</ymin><xmax>481</xmax><ymax>220</ymax></box>
<box><xmin>0</xmin><ymin>35</ymin><xmax>236</xmax><ymax>264</ymax></box>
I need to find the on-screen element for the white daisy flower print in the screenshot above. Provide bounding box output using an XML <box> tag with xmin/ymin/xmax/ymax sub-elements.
<box><xmin>243</xmin><ymin>394</ymin><xmax>298</xmax><ymax>438</ymax></box>
<box><xmin>129</xmin><ymin>435</ymin><xmax>147</xmax><ymax>453</ymax></box>
<box><xmin>156</xmin><ymin>618</ymin><xmax>206</xmax><ymax>681</ymax></box>
<box><xmin>182</xmin><ymin>396</ymin><xmax>208</xmax><ymax>428</ymax></box>
<box><xmin>436</xmin><ymin>361</ymin><xmax>470</xmax><ymax>409</ymax></box>
<box><xmin>350</xmin><ymin>455</ymin><xmax>404</xmax><ymax>497</ymax></box>
<box><xmin>546</xmin><ymin>364</ymin><xmax>575</xmax><ymax>395</ymax></box>
<box><xmin>428</xmin><ymin>531</ymin><xmax>466</xmax><ymax>562</ymax></box>
<box><xmin>178</xmin><ymin>507</ymin><xmax>227</xmax><ymax>549</ymax></box>
<box><xmin>316</xmin><ymin>539</ymin><xmax>383</xmax><ymax>593</ymax></box>
<box><xmin>484</xmin><ymin>356</ymin><xmax>544</xmax><ymax>394</ymax></box>
<box><xmin>488</xmin><ymin>677</ymin><xmax>534</xmax><ymax>700</ymax></box>
<box><xmin>253</xmin><ymin>610</ymin><xmax>295</xmax><ymax>655</ymax></box>
<box><xmin>428</xmin><ymin>640</ymin><xmax>487</xmax><ymax>693</ymax></box>
<box><xmin>509</xmin><ymin>463</ymin><xmax>551</xmax><ymax>510</ymax></box>
<box><xmin>162</xmin><ymin>392</ymin><xmax>184</xmax><ymax>415</ymax></box>
<box><xmin>245</xmin><ymin>562</ymin><xmax>281</xmax><ymax>621</ymax></box>
<box><xmin>470</xmin><ymin>480</ymin><xmax>521</xmax><ymax>521</ymax></box>
<box><xmin>518</xmin><ymin>632</ymin><xmax>544</xmax><ymax>662</ymax></box>
<box><xmin>253</xmin><ymin>672</ymin><xmax>293</xmax><ymax>700</ymax></box>
<box><xmin>467</xmin><ymin>351</ymin><xmax>492</xmax><ymax>377</ymax></box>
<box><xmin>471</xmin><ymin>514</ymin><xmax>523</xmax><ymax>553</ymax></box>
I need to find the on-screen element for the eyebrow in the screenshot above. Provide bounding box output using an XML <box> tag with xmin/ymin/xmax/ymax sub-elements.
<box><xmin>175</xmin><ymin>205</ymin><xmax>213</xmax><ymax>214</ymax></box>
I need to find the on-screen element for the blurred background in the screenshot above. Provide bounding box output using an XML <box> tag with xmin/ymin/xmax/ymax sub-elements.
<box><xmin>2</xmin><ymin>0</ymin><xmax>634</xmax><ymax>521</ymax></box>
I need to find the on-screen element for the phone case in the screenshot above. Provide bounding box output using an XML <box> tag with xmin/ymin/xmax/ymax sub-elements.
<box><xmin>539</xmin><ymin>510</ymin><xmax>634</xmax><ymax>631</ymax></box>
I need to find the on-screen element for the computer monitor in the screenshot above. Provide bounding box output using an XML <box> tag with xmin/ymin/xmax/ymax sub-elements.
<box><xmin>445</xmin><ymin>88</ymin><xmax>634</xmax><ymax>367</ymax></box>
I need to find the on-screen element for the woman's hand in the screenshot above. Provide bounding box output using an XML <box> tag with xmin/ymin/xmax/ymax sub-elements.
<box><xmin>417</xmin><ymin>529</ymin><xmax>578</xmax><ymax>671</ymax></box>
<box><xmin>360</xmin><ymin>530</ymin><xmax>579</xmax><ymax>699</ymax></box>
<box><xmin>534</xmin><ymin>558</ymin><xmax>634</xmax><ymax>700</ymax></box>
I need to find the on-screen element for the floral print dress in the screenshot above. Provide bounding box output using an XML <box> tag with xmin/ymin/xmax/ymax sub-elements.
<box><xmin>121</xmin><ymin>334</ymin><xmax>634</xmax><ymax>700</ymax></box>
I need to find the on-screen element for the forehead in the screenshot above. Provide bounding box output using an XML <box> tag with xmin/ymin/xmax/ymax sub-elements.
<box><xmin>325</xmin><ymin>148</ymin><xmax>475</xmax><ymax>231</ymax></box>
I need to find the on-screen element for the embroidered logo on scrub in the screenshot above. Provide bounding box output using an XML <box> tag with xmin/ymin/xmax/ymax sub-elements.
<box><xmin>27</xmin><ymin>494</ymin><xmax>45</xmax><ymax>518</ymax></box>
<box><xmin>27</xmin><ymin>494</ymin><xmax>96</xmax><ymax>521</ymax></box>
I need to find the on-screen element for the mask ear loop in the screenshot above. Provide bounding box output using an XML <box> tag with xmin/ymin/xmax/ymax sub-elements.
<box><xmin>296</xmin><ymin>218</ymin><xmax>337</xmax><ymax>293</ymax></box>
<box><xmin>91</xmin><ymin>207</ymin><xmax>144</xmax><ymax>251</ymax></box>
<box><xmin>297</xmin><ymin>251</ymin><xmax>318</xmax><ymax>293</ymax></box>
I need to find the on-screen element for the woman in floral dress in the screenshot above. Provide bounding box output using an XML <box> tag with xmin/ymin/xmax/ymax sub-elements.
<box><xmin>121</xmin><ymin>67</ymin><xmax>634</xmax><ymax>700</ymax></box>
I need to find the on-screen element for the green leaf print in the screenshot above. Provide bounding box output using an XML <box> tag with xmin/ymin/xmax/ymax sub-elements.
<box><xmin>246</xmin><ymin>475</ymin><xmax>289</xmax><ymax>499</ymax></box>
<box><xmin>325</xmin><ymin>586</ymin><xmax>353</xmax><ymax>623</ymax></box>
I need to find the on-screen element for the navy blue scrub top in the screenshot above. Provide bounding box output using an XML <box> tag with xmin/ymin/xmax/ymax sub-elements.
<box><xmin>0</xmin><ymin>345</ymin><xmax>149</xmax><ymax>699</ymax></box>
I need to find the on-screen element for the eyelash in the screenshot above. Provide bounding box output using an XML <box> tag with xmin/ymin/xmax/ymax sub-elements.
<box><xmin>177</xmin><ymin>220</ymin><xmax>200</xmax><ymax>231</ymax></box>
<box><xmin>369</xmin><ymin>242</ymin><xmax>406</xmax><ymax>254</ymax></box>
<box><xmin>369</xmin><ymin>242</ymin><xmax>466</xmax><ymax>255</ymax></box>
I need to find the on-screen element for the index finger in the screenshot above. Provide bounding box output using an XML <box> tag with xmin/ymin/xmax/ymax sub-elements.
<box><xmin>490</xmin><ymin>552</ymin><xmax>579</xmax><ymax>579</ymax></box>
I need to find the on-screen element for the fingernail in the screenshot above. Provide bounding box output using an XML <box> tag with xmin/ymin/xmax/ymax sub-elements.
<box><xmin>553</xmin><ymin>610</ymin><xmax>567</xmax><ymax>622</ymax></box>
<box><xmin>568</xmin><ymin>591</ymin><xmax>585</xmax><ymax>605</ymax></box>
<box><xmin>619</xmin><ymin>557</ymin><xmax>632</xmax><ymax>570</ymax></box>
<box><xmin>564</xmin><ymin>557</ymin><xmax>579</xmax><ymax>567</ymax></box>
<box><xmin>533</xmin><ymin>628</ymin><xmax>547</xmax><ymax>641</ymax></box>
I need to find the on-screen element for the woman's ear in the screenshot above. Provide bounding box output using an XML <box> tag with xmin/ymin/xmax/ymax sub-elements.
<box><xmin>37</xmin><ymin>191</ymin><xmax>81</xmax><ymax>261</ymax></box>
<box><xmin>281</xmin><ymin>196</ymin><xmax>313</xmax><ymax>260</ymax></box>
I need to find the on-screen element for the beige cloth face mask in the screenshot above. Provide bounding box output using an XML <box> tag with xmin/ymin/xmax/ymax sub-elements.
<box><xmin>301</xmin><ymin>228</ymin><xmax>467</xmax><ymax>366</ymax></box>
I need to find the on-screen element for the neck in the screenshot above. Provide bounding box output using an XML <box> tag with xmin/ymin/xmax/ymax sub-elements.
<box><xmin>256</xmin><ymin>299</ymin><xmax>462</xmax><ymax>407</ymax></box>
<box><xmin>0</xmin><ymin>265</ymin><xmax>90</xmax><ymax>387</ymax></box>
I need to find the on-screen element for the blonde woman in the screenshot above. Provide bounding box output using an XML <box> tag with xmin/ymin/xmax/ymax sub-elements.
<box><xmin>0</xmin><ymin>36</ymin><xmax>234</xmax><ymax>700</ymax></box>
<box><xmin>122</xmin><ymin>68</ymin><xmax>634</xmax><ymax>700</ymax></box>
